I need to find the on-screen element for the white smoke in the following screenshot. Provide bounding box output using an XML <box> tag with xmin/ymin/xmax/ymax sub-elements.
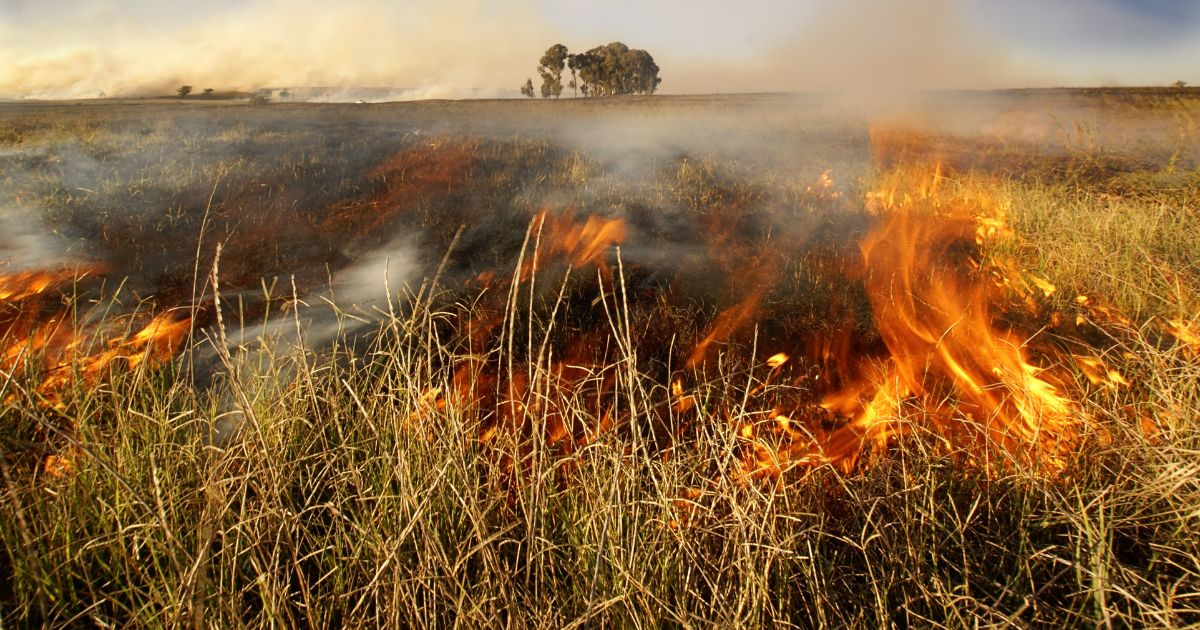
<box><xmin>0</xmin><ymin>213</ymin><xmax>75</xmax><ymax>272</ymax></box>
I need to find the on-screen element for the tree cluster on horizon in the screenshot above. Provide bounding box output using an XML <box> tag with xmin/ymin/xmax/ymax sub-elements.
<box><xmin>523</xmin><ymin>42</ymin><xmax>661</xmax><ymax>98</ymax></box>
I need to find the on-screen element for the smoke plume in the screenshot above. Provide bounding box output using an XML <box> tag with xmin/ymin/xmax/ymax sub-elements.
<box><xmin>0</xmin><ymin>0</ymin><xmax>552</xmax><ymax>99</ymax></box>
<box><xmin>3</xmin><ymin>0</ymin><xmax>1198</xmax><ymax>100</ymax></box>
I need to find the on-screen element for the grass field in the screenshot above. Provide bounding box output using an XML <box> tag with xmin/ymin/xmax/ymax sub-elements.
<box><xmin>2</xmin><ymin>90</ymin><xmax>1199</xmax><ymax>626</ymax></box>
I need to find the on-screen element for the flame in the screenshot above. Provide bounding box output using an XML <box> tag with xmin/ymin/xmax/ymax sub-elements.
<box><xmin>9</xmin><ymin>137</ymin><xmax>1175</xmax><ymax>491</ymax></box>
<box><xmin>820</xmin><ymin>164</ymin><xmax>1081</xmax><ymax>471</ymax></box>
<box><xmin>1</xmin><ymin>268</ymin><xmax>190</xmax><ymax>405</ymax></box>
<box><xmin>686</xmin><ymin>284</ymin><xmax>767</xmax><ymax>368</ymax></box>
<box><xmin>1074</xmin><ymin>356</ymin><xmax>1130</xmax><ymax>389</ymax></box>
<box><xmin>817</xmin><ymin>368</ymin><xmax>910</xmax><ymax>469</ymax></box>
<box><xmin>1164</xmin><ymin>318</ymin><xmax>1200</xmax><ymax>355</ymax></box>
<box><xmin>402</xmin><ymin>167</ymin><xmax>1117</xmax><ymax>485</ymax></box>
<box><xmin>0</xmin><ymin>270</ymin><xmax>67</xmax><ymax>301</ymax></box>
<box><xmin>671</xmin><ymin>379</ymin><xmax>696</xmax><ymax>414</ymax></box>
<box><xmin>544</xmin><ymin>213</ymin><xmax>629</xmax><ymax>269</ymax></box>
<box><xmin>805</xmin><ymin>169</ymin><xmax>842</xmax><ymax>198</ymax></box>
<box><xmin>710</xmin><ymin>160</ymin><xmax>1095</xmax><ymax>476</ymax></box>
<box><xmin>403</xmin><ymin>210</ymin><xmax>633</xmax><ymax>490</ymax></box>
<box><xmin>42</xmin><ymin>452</ymin><xmax>74</xmax><ymax>479</ymax></box>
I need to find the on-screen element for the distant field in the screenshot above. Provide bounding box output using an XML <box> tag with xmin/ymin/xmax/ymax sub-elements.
<box><xmin>2</xmin><ymin>90</ymin><xmax>1199</xmax><ymax>626</ymax></box>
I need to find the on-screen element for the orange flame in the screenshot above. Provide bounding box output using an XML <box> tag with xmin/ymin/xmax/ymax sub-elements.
<box><xmin>1</xmin><ymin>268</ymin><xmax>190</xmax><ymax>406</ymax></box>
<box><xmin>816</xmin><ymin>164</ymin><xmax>1081</xmax><ymax>471</ymax></box>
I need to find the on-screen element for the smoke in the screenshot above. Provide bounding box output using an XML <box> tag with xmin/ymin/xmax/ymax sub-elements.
<box><xmin>667</xmin><ymin>0</ymin><xmax>1037</xmax><ymax>101</ymax></box>
<box><xmin>197</xmin><ymin>235</ymin><xmax>422</xmax><ymax>427</ymax></box>
<box><xmin>0</xmin><ymin>0</ymin><xmax>552</xmax><ymax>99</ymax></box>
<box><xmin>777</xmin><ymin>0</ymin><xmax>1025</xmax><ymax>91</ymax></box>
<box><xmin>0</xmin><ymin>213</ymin><xmax>77</xmax><ymax>272</ymax></box>
<box><xmin>330</xmin><ymin>238</ymin><xmax>422</xmax><ymax>318</ymax></box>
<box><xmin>294</xmin><ymin>86</ymin><xmax>508</xmax><ymax>103</ymax></box>
<box><xmin>4</xmin><ymin>0</ymin><xmax>1197</xmax><ymax>100</ymax></box>
<box><xmin>661</xmin><ymin>0</ymin><xmax>1197</xmax><ymax>97</ymax></box>
<box><xmin>0</xmin><ymin>141</ymin><xmax>98</xmax><ymax>271</ymax></box>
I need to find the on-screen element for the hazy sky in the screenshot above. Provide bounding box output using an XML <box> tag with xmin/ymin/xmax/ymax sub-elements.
<box><xmin>1</xmin><ymin>0</ymin><xmax>1196</xmax><ymax>98</ymax></box>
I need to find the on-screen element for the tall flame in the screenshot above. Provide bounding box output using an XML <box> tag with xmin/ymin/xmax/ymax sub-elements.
<box><xmin>816</xmin><ymin>163</ymin><xmax>1080</xmax><ymax>471</ymax></box>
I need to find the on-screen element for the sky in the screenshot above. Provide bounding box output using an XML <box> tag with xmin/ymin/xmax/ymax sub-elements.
<box><xmin>0</xmin><ymin>0</ymin><xmax>1197</xmax><ymax>99</ymax></box>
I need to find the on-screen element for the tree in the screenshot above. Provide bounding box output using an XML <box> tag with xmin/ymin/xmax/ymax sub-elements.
<box><xmin>621</xmin><ymin>48</ymin><xmax>662</xmax><ymax>95</ymax></box>
<box><xmin>595</xmin><ymin>42</ymin><xmax>629</xmax><ymax>95</ymax></box>
<box><xmin>202</xmin><ymin>88</ymin><xmax>215</xmax><ymax>98</ymax></box>
<box><xmin>528</xmin><ymin>43</ymin><xmax>661</xmax><ymax>99</ymax></box>
<box><xmin>571</xmin><ymin>43</ymin><xmax>660</xmax><ymax>96</ymax></box>
<box><xmin>1174</xmin><ymin>80</ymin><xmax>1189</xmax><ymax>88</ymax></box>
<box><xmin>538</xmin><ymin>43</ymin><xmax>568</xmax><ymax>98</ymax></box>
<box><xmin>572</xmin><ymin>51</ymin><xmax>599</xmax><ymax>95</ymax></box>
<box><xmin>539</xmin><ymin>75</ymin><xmax>562</xmax><ymax>98</ymax></box>
<box><xmin>567</xmin><ymin>54</ymin><xmax>581</xmax><ymax>97</ymax></box>
<box><xmin>520</xmin><ymin>78</ymin><xmax>535</xmax><ymax>98</ymax></box>
<box><xmin>177</xmin><ymin>85</ymin><xmax>193</xmax><ymax>98</ymax></box>
<box><xmin>279</xmin><ymin>89</ymin><xmax>291</xmax><ymax>99</ymax></box>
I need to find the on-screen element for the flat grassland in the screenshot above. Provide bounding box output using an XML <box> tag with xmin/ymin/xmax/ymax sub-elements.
<box><xmin>2</xmin><ymin>91</ymin><xmax>1199</xmax><ymax>626</ymax></box>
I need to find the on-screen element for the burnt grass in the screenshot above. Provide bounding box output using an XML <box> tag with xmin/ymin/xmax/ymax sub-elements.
<box><xmin>1</xmin><ymin>90</ymin><xmax>1200</xmax><ymax>626</ymax></box>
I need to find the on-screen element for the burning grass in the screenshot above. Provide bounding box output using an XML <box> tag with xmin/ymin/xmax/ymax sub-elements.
<box><xmin>2</xmin><ymin>92</ymin><xmax>1200</xmax><ymax>626</ymax></box>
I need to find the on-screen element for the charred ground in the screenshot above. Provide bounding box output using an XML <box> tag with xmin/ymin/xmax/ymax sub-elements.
<box><xmin>2</xmin><ymin>90</ymin><xmax>1199</xmax><ymax>626</ymax></box>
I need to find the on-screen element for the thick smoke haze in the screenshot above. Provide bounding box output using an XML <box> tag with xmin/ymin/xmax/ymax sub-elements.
<box><xmin>0</xmin><ymin>0</ymin><xmax>552</xmax><ymax>99</ymax></box>
<box><xmin>668</xmin><ymin>0</ymin><xmax>1028</xmax><ymax>97</ymax></box>
<box><xmin>1</xmin><ymin>0</ymin><xmax>1196</xmax><ymax>99</ymax></box>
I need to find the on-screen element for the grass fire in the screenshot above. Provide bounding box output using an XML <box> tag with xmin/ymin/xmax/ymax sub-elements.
<box><xmin>2</xmin><ymin>92</ymin><xmax>1200</xmax><ymax>626</ymax></box>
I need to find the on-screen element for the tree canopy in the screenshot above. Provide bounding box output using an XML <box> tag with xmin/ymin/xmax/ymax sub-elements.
<box><xmin>528</xmin><ymin>42</ymin><xmax>660</xmax><ymax>98</ymax></box>
<box><xmin>538</xmin><ymin>44</ymin><xmax>568</xmax><ymax>98</ymax></box>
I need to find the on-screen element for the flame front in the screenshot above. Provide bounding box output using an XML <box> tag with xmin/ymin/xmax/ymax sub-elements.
<box><xmin>6</xmin><ymin>137</ymin><xmax>1178</xmax><ymax>486</ymax></box>
<box><xmin>1</xmin><ymin>268</ymin><xmax>190</xmax><ymax>406</ymax></box>
<box><xmin>840</xmin><ymin>166</ymin><xmax>1080</xmax><ymax>470</ymax></box>
<box><xmin>401</xmin><ymin>162</ymin><xmax>1120</xmax><ymax>485</ymax></box>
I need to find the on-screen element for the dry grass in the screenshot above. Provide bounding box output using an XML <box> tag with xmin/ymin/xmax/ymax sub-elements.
<box><xmin>2</xmin><ymin>91</ymin><xmax>1200</xmax><ymax>627</ymax></box>
<box><xmin>3</xmin><ymin>282</ymin><xmax>1197</xmax><ymax>626</ymax></box>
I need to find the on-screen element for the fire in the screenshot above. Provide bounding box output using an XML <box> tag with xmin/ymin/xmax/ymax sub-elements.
<box><xmin>808</xmin><ymin>164</ymin><xmax>1083</xmax><ymax>471</ymax></box>
<box><xmin>1164</xmin><ymin>318</ymin><xmax>1200</xmax><ymax>355</ymax></box>
<box><xmin>1</xmin><ymin>267</ymin><xmax>190</xmax><ymax>406</ymax></box>
<box><xmin>404</xmin><ymin>210</ymin><xmax>634</xmax><ymax>488</ymax></box>
<box><xmin>686</xmin><ymin>284</ymin><xmax>767</xmax><ymax>368</ymax></box>
<box><xmin>1073</xmin><ymin>356</ymin><xmax>1130</xmax><ymax>390</ymax></box>
<box><xmin>9</xmin><ymin>138</ymin><xmax>1181</xmax><ymax>489</ymax></box>
<box><xmin>542</xmin><ymin>213</ymin><xmax>628</xmax><ymax>269</ymax></box>
<box><xmin>805</xmin><ymin>169</ymin><xmax>841</xmax><ymax>197</ymax></box>
<box><xmin>501</xmin><ymin>210</ymin><xmax>629</xmax><ymax>285</ymax></box>
<box><xmin>0</xmin><ymin>270</ymin><xmax>70</xmax><ymax>301</ymax></box>
<box><xmin>404</xmin><ymin>163</ymin><xmax>1125</xmax><ymax>485</ymax></box>
<box><xmin>696</xmin><ymin>160</ymin><xmax>1106</xmax><ymax>478</ymax></box>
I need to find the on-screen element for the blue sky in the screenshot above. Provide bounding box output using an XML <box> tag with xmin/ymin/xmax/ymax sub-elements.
<box><xmin>1</xmin><ymin>0</ymin><xmax>1196</xmax><ymax>98</ymax></box>
<box><xmin>970</xmin><ymin>0</ymin><xmax>1199</xmax><ymax>50</ymax></box>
